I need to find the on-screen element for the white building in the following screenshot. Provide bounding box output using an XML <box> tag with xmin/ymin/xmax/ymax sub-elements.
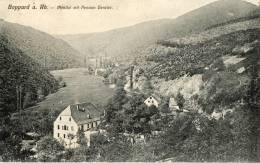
<box><xmin>53</xmin><ymin>103</ymin><xmax>102</xmax><ymax>148</ymax></box>
<box><xmin>169</xmin><ymin>97</ymin><xmax>180</xmax><ymax>111</ymax></box>
<box><xmin>168</xmin><ymin>97</ymin><xmax>190</xmax><ymax>113</ymax></box>
<box><xmin>144</xmin><ymin>95</ymin><xmax>161</xmax><ymax>108</ymax></box>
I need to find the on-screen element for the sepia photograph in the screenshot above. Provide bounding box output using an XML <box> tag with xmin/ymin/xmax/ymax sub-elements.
<box><xmin>0</xmin><ymin>0</ymin><xmax>260</xmax><ymax>162</ymax></box>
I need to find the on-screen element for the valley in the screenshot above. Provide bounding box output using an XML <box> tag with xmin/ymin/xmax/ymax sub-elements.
<box><xmin>28</xmin><ymin>68</ymin><xmax>114</xmax><ymax>112</ymax></box>
<box><xmin>1</xmin><ymin>0</ymin><xmax>260</xmax><ymax>162</ymax></box>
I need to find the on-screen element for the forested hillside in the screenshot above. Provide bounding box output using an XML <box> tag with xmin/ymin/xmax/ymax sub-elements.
<box><xmin>0</xmin><ymin>19</ymin><xmax>82</xmax><ymax>70</ymax></box>
<box><xmin>0</xmin><ymin>34</ymin><xmax>59</xmax><ymax>117</ymax></box>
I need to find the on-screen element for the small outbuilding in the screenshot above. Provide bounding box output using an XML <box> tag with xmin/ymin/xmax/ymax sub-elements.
<box><xmin>144</xmin><ymin>94</ymin><xmax>161</xmax><ymax>108</ymax></box>
<box><xmin>169</xmin><ymin>97</ymin><xmax>180</xmax><ymax>111</ymax></box>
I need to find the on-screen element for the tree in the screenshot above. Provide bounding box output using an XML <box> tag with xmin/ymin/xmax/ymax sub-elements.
<box><xmin>199</xmin><ymin>71</ymin><xmax>249</xmax><ymax>114</ymax></box>
<box><xmin>160</xmin><ymin>97</ymin><xmax>171</xmax><ymax>114</ymax></box>
<box><xmin>89</xmin><ymin>133</ymin><xmax>108</xmax><ymax>160</ymax></box>
<box><xmin>0</xmin><ymin>117</ymin><xmax>25</xmax><ymax>161</ymax></box>
<box><xmin>176</xmin><ymin>92</ymin><xmax>185</xmax><ymax>110</ymax></box>
<box><xmin>211</xmin><ymin>58</ymin><xmax>225</xmax><ymax>71</ymax></box>
<box><xmin>130</xmin><ymin>142</ymin><xmax>158</xmax><ymax>162</ymax></box>
<box><xmin>36</xmin><ymin>136</ymin><xmax>64</xmax><ymax>161</ymax></box>
<box><xmin>142</xmin><ymin>78</ymin><xmax>153</xmax><ymax>95</ymax></box>
<box><xmin>76</xmin><ymin>129</ymin><xmax>88</xmax><ymax>146</ymax></box>
<box><xmin>114</xmin><ymin>78</ymin><xmax>127</xmax><ymax>105</ymax></box>
<box><xmin>67</xmin><ymin>133</ymin><xmax>75</xmax><ymax>148</ymax></box>
<box><xmin>68</xmin><ymin>145</ymin><xmax>88</xmax><ymax>161</ymax></box>
<box><xmin>0</xmin><ymin>134</ymin><xmax>23</xmax><ymax>161</ymax></box>
<box><xmin>245</xmin><ymin>46</ymin><xmax>260</xmax><ymax>160</ymax></box>
<box><xmin>104</xmin><ymin>78</ymin><xmax>127</xmax><ymax>129</ymax></box>
<box><xmin>99</xmin><ymin>135</ymin><xmax>132</xmax><ymax>161</ymax></box>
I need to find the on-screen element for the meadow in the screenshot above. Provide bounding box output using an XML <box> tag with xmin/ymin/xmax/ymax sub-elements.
<box><xmin>28</xmin><ymin>68</ymin><xmax>114</xmax><ymax>112</ymax></box>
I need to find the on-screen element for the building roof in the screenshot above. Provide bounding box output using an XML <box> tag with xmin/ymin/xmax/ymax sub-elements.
<box><xmin>70</xmin><ymin>103</ymin><xmax>103</xmax><ymax>124</ymax></box>
<box><xmin>146</xmin><ymin>93</ymin><xmax>162</xmax><ymax>103</ymax></box>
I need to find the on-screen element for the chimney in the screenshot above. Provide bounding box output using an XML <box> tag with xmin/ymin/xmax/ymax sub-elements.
<box><xmin>87</xmin><ymin>114</ymin><xmax>90</xmax><ymax>119</ymax></box>
<box><xmin>76</xmin><ymin>104</ymin><xmax>79</xmax><ymax>110</ymax></box>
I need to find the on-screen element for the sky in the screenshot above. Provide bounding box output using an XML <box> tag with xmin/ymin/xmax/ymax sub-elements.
<box><xmin>0</xmin><ymin>0</ymin><xmax>258</xmax><ymax>35</ymax></box>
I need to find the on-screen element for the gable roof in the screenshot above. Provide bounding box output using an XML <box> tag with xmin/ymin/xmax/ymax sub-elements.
<box><xmin>69</xmin><ymin>103</ymin><xmax>103</xmax><ymax>124</ymax></box>
<box><xmin>146</xmin><ymin>93</ymin><xmax>162</xmax><ymax>103</ymax></box>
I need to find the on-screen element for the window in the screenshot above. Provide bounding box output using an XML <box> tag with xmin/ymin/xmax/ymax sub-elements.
<box><xmin>91</xmin><ymin>123</ymin><xmax>94</xmax><ymax>128</ymax></box>
<box><xmin>60</xmin><ymin>117</ymin><xmax>62</xmax><ymax>120</ymax></box>
<box><xmin>58</xmin><ymin>125</ymin><xmax>60</xmax><ymax>130</ymax></box>
<box><xmin>71</xmin><ymin>126</ymin><xmax>74</xmax><ymax>131</ymax></box>
<box><xmin>81</xmin><ymin>125</ymin><xmax>84</xmax><ymax>130</ymax></box>
<box><xmin>57</xmin><ymin>133</ymin><xmax>60</xmax><ymax>137</ymax></box>
<box><xmin>62</xmin><ymin>125</ymin><xmax>67</xmax><ymax>130</ymax></box>
<box><xmin>87</xmin><ymin>124</ymin><xmax>90</xmax><ymax>128</ymax></box>
<box><xmin>69</xmin><ymin>117</ymin><xmax>71</xmax><ymax>121</ymax></box>
<box><xmin>64</xmin><ymin>134</ymin><xmax>66</xmax><ymax>138</ymax></box>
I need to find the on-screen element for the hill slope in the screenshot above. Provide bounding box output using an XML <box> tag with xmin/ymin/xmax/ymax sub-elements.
<box><xmin>0</xmin><ymin>19</ymin><xmax>83</xmax><ymax>70</ymax></box>
<box><xmin>0</xmin><ymin>33</ymin><xmax>59</xmax><ymax>117</ymax></box>
<box><xmin>58</xmin><ymin>0</ymin><xmax>258</xmax><ymax>61</ymax></box>
<box><xmin>143</xmin><ymin>28</ymin><xmax>260</xmax><ymax>79</ymax></box>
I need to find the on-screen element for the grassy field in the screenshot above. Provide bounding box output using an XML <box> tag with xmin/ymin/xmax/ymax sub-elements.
<box><xmin>28</xmin><ymin>68</ymin><xmax>114</xmax><ymax>112</ymax></box>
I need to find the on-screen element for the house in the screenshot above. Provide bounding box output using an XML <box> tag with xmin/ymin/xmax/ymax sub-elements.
<box><xmin>168</xmin><ymin>97</ymin><xmax>190</xmax><ymax>114</ymax></box>
<box><xmin>144</xmin><ymin>95</ymin><xmax>161</xmax><ymax>108</ymax></box>
<box><xmin>53</xmin><ymin>103</ymin><xmax>103</xmax><ymax>148</ymax></box>
<box><xmin>169</xmin><ymin>97</ymin><xmax>180</xmax><ymax>111</ymax></box>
